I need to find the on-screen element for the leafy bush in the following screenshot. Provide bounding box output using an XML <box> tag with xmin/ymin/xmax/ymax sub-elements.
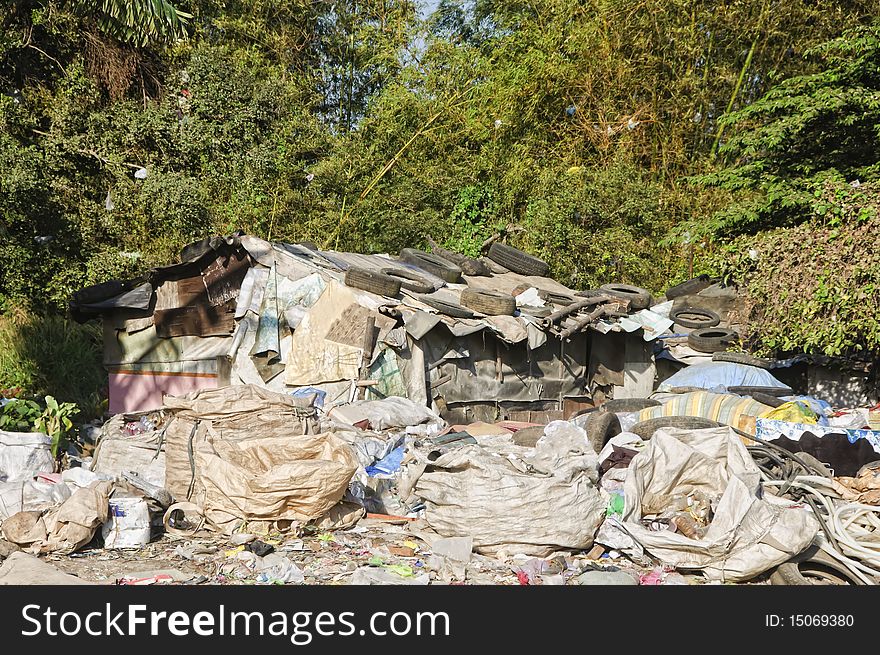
<box><xmin>0</xmin><ymin>399</ymin><xmax>43</xmax><ymax>432</ymax></box>
<box><xmin>0</xmin><ymin>307</ymin><xmax>105</xmax><ymax>419</ymax></box>
<box><xmin>703</xmin><ymin>180</ymin><xmax>880</xmax><ymax>358</ymax></box>
<box><xmin>516</xmin><ymin>163</ymin><xmax>682</xmax><ymax>292</ymax></box>
<box><xmin>437</xmin><ymin>185</ymin><xmax>502</xmax><ymax>257</ymax></box>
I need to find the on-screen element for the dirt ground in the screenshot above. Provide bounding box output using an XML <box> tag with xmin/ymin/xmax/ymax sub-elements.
<box><xmin>33</xmin><ymin>516</ymin><xmax>667</xmax><ymax>586</ymax></box>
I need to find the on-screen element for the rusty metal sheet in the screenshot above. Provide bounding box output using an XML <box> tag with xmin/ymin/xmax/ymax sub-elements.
<box><xmin>154</xmin><ymin>300</ymin><xmax>236</xmax><ymax>338</ymax></box>
<box><xmin>202</xmin><ymin>250</ymin><xmax>250</xmax><ymax>307</ymax></box>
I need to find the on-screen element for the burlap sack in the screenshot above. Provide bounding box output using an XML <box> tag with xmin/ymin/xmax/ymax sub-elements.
<box><xmin>162</xmin><ymin>385</ymin><xmax>350</xmax><ymax>532</ymax></box>
<box><xmin>163</xmin><ymin>385</ymin><xmax>319</xmax><ymax>500</ymax></box>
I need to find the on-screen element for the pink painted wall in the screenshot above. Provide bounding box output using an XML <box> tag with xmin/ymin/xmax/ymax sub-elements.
<box><xmin>109</xmin><ymin>372</ymin><xmax>218</xmax><ymax>414</ymax></box>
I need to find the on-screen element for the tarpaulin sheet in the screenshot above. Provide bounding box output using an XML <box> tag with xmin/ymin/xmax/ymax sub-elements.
<box><xmin>411</xmin><ymin>425</ymin><xmax>604</xmax><ymax>556</ymax></box>
<box><xmin>658</xmin><ymin>361</ymin><xmax>790</xmax><ymax>393</ymax></box>
<box><xmin>426</xmin><ymin>329</ymin><xmax>589</xmax><ymax>404</ymax></box>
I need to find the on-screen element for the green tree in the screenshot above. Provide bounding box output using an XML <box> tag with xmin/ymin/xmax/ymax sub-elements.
<box><xmin>691</xmin><ymin>21</ymin><xmax>880</xmax><ymax>238</ymax></box>
<box><xmin>73</xmin><ymin>0</ymin><xmax>192</xmax><ymax>45</ymax></box>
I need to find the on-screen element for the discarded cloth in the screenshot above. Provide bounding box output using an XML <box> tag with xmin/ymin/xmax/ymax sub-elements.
<box><xmin>638</xmin><ymin>390</ymin><xmax>772</xmax><ymax>427</ymax></box>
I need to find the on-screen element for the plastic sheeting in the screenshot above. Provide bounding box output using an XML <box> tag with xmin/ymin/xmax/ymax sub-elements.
<box><xmin>657</xmin><ymin>361</ymin><xmax>789</xmax><ymax>393</ymax></box>
<box><xmin>333</xmin><ymin>397</ymin><xmax>444</xmax><ymax>432</ymax></box>
<box><xmin>285</xmin><ymin>280</ymin><xmax>365</xmax><ymax>386</ymax></box>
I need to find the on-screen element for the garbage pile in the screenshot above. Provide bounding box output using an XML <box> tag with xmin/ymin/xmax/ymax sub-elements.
<box><xmin>1</xmin><ymin>378</ymin><xmax>877</xmax><ymax>587</ymax></box>
<box><xmin>1</xmin><ymin>263</ymin><xmax>879</xmax><ymax>586</ymax></box>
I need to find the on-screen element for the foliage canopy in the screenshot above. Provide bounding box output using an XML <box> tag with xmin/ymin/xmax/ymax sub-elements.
<box><xmin>2</xmin><ymin>1</ymin><xmax>880</xmax><ymax>407</ymax></box>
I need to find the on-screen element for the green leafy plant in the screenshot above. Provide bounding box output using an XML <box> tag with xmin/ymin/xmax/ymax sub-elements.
<box><xmin>0</xmin><ymin>399</ymin><xmax>43</xmax><ymax>432</ymax></box>
<box><xmin>697</xmin><ymin>180</ymin><xmax>880</xmax><ymax>359</ymax></box>
<box><xmin>34</xmin><ymin>396</ymin><xmax>80</xmax><ymax>458</ymax></box>
<box><xmin>72</xmin><ymin>0</ymin><xmax>192</xmax><ymax>46</ymax></box>
<box><xmin>689</xmin><ymin>22</ymin><xmax>880</xmax><ymax>239</ymax></box>
<box><xmin>0</xmin><ymin>307</ymin><xmax>105</xmax><ymax>418</ymax></box>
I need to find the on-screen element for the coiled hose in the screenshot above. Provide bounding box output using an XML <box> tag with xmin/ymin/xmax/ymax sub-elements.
<box><xmin>737</xmin><ymin>428</ymin><xmax>880</xmax><ymax>585</ymax></box>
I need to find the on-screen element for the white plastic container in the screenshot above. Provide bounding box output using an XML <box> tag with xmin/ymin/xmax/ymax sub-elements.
<box><xmin>102</xmin><ymin>496</ymin><xmax>151</xmax><ymax>549</ymax></box>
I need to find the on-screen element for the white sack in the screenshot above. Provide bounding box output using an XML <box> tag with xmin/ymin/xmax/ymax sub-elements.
<box><xmin>621</xmin><ymin>427</ymin><xmax>818</xmax><ymax>581</ymax></box>
<box><xmin>0</xmin><ymin>479</ymin><xmax>71</xmax><ymax>520</ymax></box>
<box><xmin>334</xmin><ymin>397</ymin><xmax>444</xmax><ymax>432</ymax></box>
<box><xmin>91</xmin><ymin>414</ymin><xmax>166</xmax><ymax>487</ymax></box>
<box><xmin>0</xmin><ymin>431</ymin><xmax>55</xmax><ymax>482</ymax></box>
<box><xmin>414</xmin><ymin>434</ymin><xmax>604</xmax><ymax>557</ymax></box>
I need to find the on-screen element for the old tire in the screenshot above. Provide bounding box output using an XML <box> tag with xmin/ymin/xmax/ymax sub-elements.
<box><xmin>417</xmin><ymin>295</ymin><xmax>474</xmax><ymax>319</ymax></box>
<box><xmin>727</xmin><ymin>385</ymin><xmax>793</xmax><ymax>397</ymax></box>
<box><xmin>344</xmin><ymin>267</ymin><xmax>401</xmax><ymax>297</ymax></box>
<box><xmin>748</xmin><ymin>392</ymin><xmax>785</xmax><ymax>408</ymax></box>
<box><xmin>459</xmin><ymin>288</ymin><xmax>516</xmax><ymax>316</ymax></box>
<box><xmin>665</xmin><ymin>275</ymin><xmax>712</xmax><ymax>300</ymax></box>
<box><xmin>599</xmin><ymin>283</ymin><xmax>652</xmax><ymax>311</ymax></box>
<box><xmin>585</xmin><ymin>411</ymin><xmax>622</xmax><ymax>452</ymax></box>
<box><xmin>601</xmin><ymin>398</ymin><xmax>661</xmax><ymax>413</ymax></box>
<box><xmin>487</xmin><ymin>242</ymin><xmax>549</xmax><ymax>277</ymax></box>
<box><xmin>687</xmin><ymin>327</ymin><xmax>738</xmax><ymax>353</ymax></box>
<box><xmin>380</xmin><ymin>267</ymin><xmax>433</xmax><ymax>293</ymax></box>
<box><xmin>630</xmin><ymin>416</ymin><xmax>723</xmax><ymax>440</ymax></box>
<box><xmin>399</xmin><ymin>248</ymin><xmax>462</xmax><ymax>283</ymax></box>
<box><xmin>538</xmin><ymin>290</ymin><xmax>577</xmax><ymax>306</ymax></box>
<box><xmin>670</xmin><ymin>307</ymin><xmax>721</xmax><ymax>329</ymax></box>
<box><xmin>770</xmin><ymin>546</ymin><xmax>861</xmax><ymax>586</ymax></box>
<box><xmin>712</xmin><ymin>351</ymin><xmax>773</xmax><ymax>369</ymax></box>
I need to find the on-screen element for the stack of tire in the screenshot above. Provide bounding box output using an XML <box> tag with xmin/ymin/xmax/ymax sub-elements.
<box><xmin>391</xmin><ymin>242</ymin><xmax>552</xmax><ymax>317</ymax></box>
<box><xmin>666</xmin><ymin>275</ymin><xmax>739</xmax><ymax>353</ymax></box>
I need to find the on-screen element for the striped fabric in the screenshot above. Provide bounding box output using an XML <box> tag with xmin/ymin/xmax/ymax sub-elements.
<box><xmin>637</xmin><ymin>391</ymin><xmax>774</xmax><ymax>427</ymax></box>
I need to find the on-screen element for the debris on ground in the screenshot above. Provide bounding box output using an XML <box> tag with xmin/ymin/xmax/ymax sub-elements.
<box><xmin>1</xmin><ymin>242</ymin><xmax>878</xmax><ymax>585</ymax></box>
